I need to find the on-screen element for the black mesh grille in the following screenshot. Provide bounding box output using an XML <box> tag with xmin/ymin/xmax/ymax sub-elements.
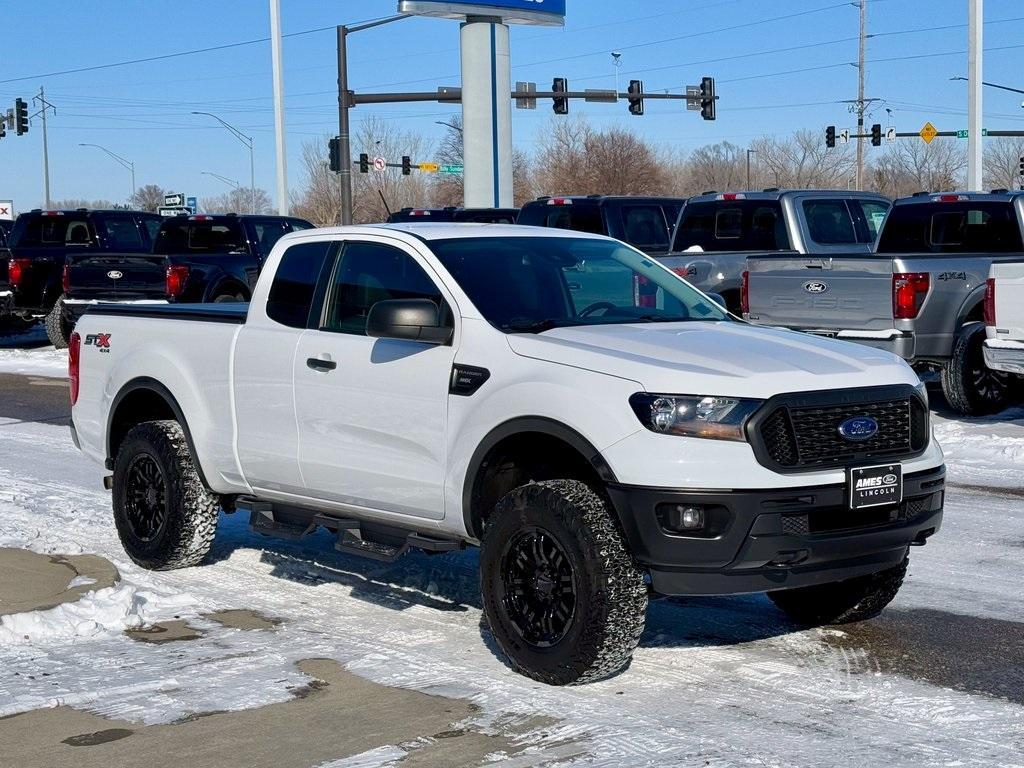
<box><xmin>756</xmin><ymin>394</ymin><xmax>928</xmax><ymax>471</ymax></box>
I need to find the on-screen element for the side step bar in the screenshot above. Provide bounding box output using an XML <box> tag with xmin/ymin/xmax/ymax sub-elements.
<box><xmin>239</xmin><ymin>496</ymin><xmax>464</xmax><ymax>564</ymax></box>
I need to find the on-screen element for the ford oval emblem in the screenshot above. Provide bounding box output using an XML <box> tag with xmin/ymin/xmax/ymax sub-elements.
<box><xmin>107</xmin><ymin>270</ymin><xmax>123</xmax><ymax>280</ymax></box>
<box><xmin>803</xmin><ymin>280</ymin><xmax>829</xmax><ymax>294</ymax></box>
<box><xmin>838</xmin><ymin>416</ymin><xmax>879</xmax><ymax>442</ymax></box>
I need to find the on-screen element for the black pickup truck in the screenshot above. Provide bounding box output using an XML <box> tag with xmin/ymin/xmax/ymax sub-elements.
<box><xmin>386</xmin><ymin>207</ymin><xmax>519</xmax><ymax>224</ymax></box>
<box><xmin>59</xmin><ymin>213</ymin><xmax>313</xmax><ymax>346</ymax></box>
<box><xmin>0</xmin><ymin>209</ymin><xmax>162</xmax><ymax>339</ymax></box>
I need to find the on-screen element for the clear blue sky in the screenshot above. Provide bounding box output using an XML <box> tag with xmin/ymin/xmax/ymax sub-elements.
<box><xmin>2</xmin><ymin>0</ymin><xmax>1023</xmax><ymax>210</ymax></box>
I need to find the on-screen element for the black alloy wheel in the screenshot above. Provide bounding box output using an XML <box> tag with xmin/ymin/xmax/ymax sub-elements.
<box><xmin>123</xmin><ymin>453</ymin><xmax>168</xmax><ymax>542</ymax></box>
<box><xmin>500</xmin><ymin>527</ymin><xmax>577</xmax><ymax>648</ymax></box>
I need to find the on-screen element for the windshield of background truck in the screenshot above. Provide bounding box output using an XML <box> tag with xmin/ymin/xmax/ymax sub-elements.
<box><xmin>10</xmin><ymin>214</ymin><xmax>93</xmax><ymax>247</ymax></box>
<box><xmin>153</xmin><ymin>219</ymin><xmax>245</xmax><ymax>254</ymax></box>
<box><xmin>672</xmin><ymin>200</ymin><xmax>790</xmax><ymax>252</ymax></box>
<box><xmin>877</xmin><ymin>201</ymin><xmax>1024</xmax><ymax>254</ymax></box>
<box><xmin>430</xmin><ymin>236</ymin><xmax>727</xmax><ymax>333</ymax></box>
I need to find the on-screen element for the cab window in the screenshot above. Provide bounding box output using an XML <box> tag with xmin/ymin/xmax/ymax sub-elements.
<box><xmin>266</xmin><ymin>241</ymin><xmax>334</xmax><ymax>328</ymax></box>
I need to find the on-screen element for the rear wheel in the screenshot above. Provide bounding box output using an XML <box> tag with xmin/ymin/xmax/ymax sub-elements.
<box><xmin>112</xmin><ymin>420</ymin><xmax>220</xmax><ymax>570</ymax></box>
<box><xmin>44</xmin><ymin>295</ymin><xmax>72</xmax><ymax>349</ymax></box>
<box><xmin>768</xmin><ymin>557</ymin><xmax>908</xmax><ymax>625</ymax></box>
<box><xmin>480</xmin><ymin>480</ymin><xmax>648</xmax><ymax>686</ymax></box>
<box><xmin>941</xmin><ymin>321</ymin><xmax>1015</xmax><ymax>416</ymax></box>
<box><xmin>213</xmin><ymin>293</ymin><xmax>245</xmax><ymax>303</ymax></box>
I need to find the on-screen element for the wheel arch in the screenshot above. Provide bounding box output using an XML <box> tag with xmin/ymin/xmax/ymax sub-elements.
<box><xmin>205</xmin><ymin>275</ymin><xmax>250</xmax><ymax>302</ymax></box>
<box><xmin>956</xmin><ymin>285</ymin><xmax>988</xmax><ymax>327</ymax></box>
<box><xmin>462</xmin><ymin>417</ymin><xmax>618</xmax><ymax>540</ymax></box>
<box><xmin>105</xmin><ymin>377</ymin><xmax>210</xmax><ymax>488</ymax></box>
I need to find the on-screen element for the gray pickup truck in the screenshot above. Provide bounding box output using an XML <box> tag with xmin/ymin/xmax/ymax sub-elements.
<box><xmin>746</xmin><ymin>192</ymin><xmax>1024</xmax><ymax>415</ymax></box>
<box><xmin>662</xmin><ymin>190</ymin><xmax>890</xmax><ymax>313</ymax></box>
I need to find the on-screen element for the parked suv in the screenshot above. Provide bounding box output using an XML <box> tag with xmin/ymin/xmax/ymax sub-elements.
<box><xmin>1</xmin><ymin>209</ymin><xmax>162</xmax><ymax>339</ymax></box>
<box><xmin>386</xmin><ymin>207</ymin><xmax>519</xmax><ymax>224</ymax></box>
<box><xmin>517</xmin><ymin>196</ymin><xmax>688</xmax><ymax>258</ymax></box>
<box><xmin>661</xmin><ymin>190</ymin><xmax>890</xmax><ymax>313</ymax></box>
<box><xmin>58</xmin><ymin>213</ymin><xmax>313</xmax><ymax>346</ymax></box>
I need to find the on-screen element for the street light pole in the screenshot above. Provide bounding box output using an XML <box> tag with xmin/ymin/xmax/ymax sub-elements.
<box><xmin>79</xmin><ymin>143</ymin><xmax>135</xmax><ymax>201</ymax></box>
<box><xmin>202</xmin><ymin>171</ymin><xmax>240</xmax><ymax>189</ymax></box>
<box><xmin>192</xmin><ymin>111</ymin><xmax>256</xmax><ymax>213</ymax></box>
<box><xmin>337</xmin><ymin>14</ymin><xmax>410</xmax><ymax>226</ymax></box>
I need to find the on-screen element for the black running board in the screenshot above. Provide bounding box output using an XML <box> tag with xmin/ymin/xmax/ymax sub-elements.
<box><xmin>239</xmin><ymin>496</ymin><xmax>464</xmax><ymax>563</ymax></box>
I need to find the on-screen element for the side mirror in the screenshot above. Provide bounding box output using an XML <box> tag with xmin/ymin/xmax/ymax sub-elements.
<box><xmin>366</xmin><ymin>299</ymin><xmax>453</xmax><ymax>345</ymax></box>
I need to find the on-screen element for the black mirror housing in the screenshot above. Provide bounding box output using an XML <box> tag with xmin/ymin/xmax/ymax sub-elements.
<box><xmin>366</xmin><ymin>299</ymin><xmax>453</xmax><ymax>345</ymax></box>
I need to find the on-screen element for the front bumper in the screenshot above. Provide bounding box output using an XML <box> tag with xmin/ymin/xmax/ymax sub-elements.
<box><xmin>984</xmin><ymin>339</ymin><xmax>1024</xmax><ymax>375</ymax></box>
<box><xmin>606</xmin><ymin>464</ymin><xmax>945</xmax><ymax>596</ymax></box>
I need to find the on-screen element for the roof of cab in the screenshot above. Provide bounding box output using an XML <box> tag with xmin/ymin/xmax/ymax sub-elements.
<box><xmin>895</xmin><ymin>190</ymin><xmax>1024</xmax><ymax>205</ymax></box>
<box><xmin>683</xmin><ymin>189</ymin><xmax>890</xmax><ymax>204</ymax></box>
<box><xmin>287</xmin><ymin>222</ymin><xmax>612</xmax><ymax>242</ymax></box>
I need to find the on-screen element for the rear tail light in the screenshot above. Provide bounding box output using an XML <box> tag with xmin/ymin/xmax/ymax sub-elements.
<box><xmin>166</xmin><ymin>265</ymin><xmax>190</xmax><ymax>298</ymax></box>
<box><xmin>69</xmin><ymin>332</ymin><xmax>81</xmax><ymax>406</ymax></box>
<box><xmin>984</xmin><ymin>277</ymin><xmax>996</xmax><ymax>326</ymax></box>
<box><xmin>62</xmin><ymin>264</ymin><xmax>71</xmax><ymax>294</ymax></box>
<box><xmin>740</xmin><ymin>270</ymin><xmax>750</xmax><ymax>315</ymax></box>
<box><xmin>8</xmin><ymin>258</ymin><xmax>31</xmax><ymax>286</ymax></box>
<box><xmin>893</xmin><ymin>272</ymin><xmax>930</xmax><ymax>320</ymax></box>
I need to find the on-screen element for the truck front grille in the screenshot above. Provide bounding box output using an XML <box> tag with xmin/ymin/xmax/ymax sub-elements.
<box><xmin>752</xmin><ymin>388</ymin><xmax>929</xmax><ymax>472</ymax></box>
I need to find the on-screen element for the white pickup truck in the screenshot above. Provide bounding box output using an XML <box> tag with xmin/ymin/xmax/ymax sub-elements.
<box><xmin>70</xmin><ymin>224</ymin><xmax>946</xmax><ymax>685</ymax></box>
<box><xmin>984</xmin><ymin>261</ymin><xmax>1024</xmax><ymax>376</ymax></box>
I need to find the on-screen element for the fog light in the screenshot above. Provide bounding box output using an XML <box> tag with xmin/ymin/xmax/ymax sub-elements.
<box><xmin>664</xmin><ymin>504</ymin><xmax>705</xmax><ymax>532</ymax></box>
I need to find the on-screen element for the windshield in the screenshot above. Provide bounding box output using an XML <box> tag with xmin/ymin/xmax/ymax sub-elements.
<box><xmin>153</xmin><ymin>219</ymin><xmax>245</xmax><ymax>254</ymax></box>
<box><xmin>429</xmin><ymin>236</ymin><xmax>729</xmax><ymax>333</ymax></box>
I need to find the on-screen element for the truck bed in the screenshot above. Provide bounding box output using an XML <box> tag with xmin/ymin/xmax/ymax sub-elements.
<box><xmin>86</xmin><ymin>302</ymin><xmax>248</xmax><ymax>323</ymax></box>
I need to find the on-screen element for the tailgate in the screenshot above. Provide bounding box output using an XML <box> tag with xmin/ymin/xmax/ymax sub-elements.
<box><xmin>65</xmin><ymin>253</ymin><xmax>168</xmax><ymax>301</ymax></box>
<box><xmin>747</xmin><ymin>255</ymin><xmax>895</xmax><ymax>331</ymax></box>
<box><xmin>991</xmin><ymin>262</ymin><xmax>1024</xmax><ymax>341</ymax></box>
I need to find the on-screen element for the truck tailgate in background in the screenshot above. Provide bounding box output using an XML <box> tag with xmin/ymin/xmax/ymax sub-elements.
<box><xmin>65</xmin><ymin>253</ymin><xmax>168</xmax><ymax>301</ymax></box>
<box><xmin>746</xmin><ymin>255</ymin><xmax>895</xmax><ymax>331</ymax></box>
<box><xmin>991</xmin><ymin>261</ymin><xmax>1024</xmax><ymax>341</ymax></box>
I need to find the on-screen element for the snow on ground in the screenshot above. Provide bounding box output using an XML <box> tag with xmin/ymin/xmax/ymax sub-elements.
<box><xmin>933</xmin><ymin>405</ymin><xmax>1024</xmax><ymax>490</ymax></box>
<box><xmin>0</xmin><ymin>416</ymin><xmax>1022</xmax><ymax>766</ymax></box>
<box><xmin>0</xmin><ymin>327</ymin><xmax>66</xmax><ymax>377</ymax></box>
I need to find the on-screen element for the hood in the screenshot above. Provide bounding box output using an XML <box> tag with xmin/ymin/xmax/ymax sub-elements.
<box><xmin>507</xmin><ymin>321</ymin><xmax>919</xmax><ymax>398</ymax></box>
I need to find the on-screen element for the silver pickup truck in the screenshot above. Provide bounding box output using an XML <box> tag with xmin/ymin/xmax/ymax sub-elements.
<box><xmin>746</xmin><ymin>192</ymin><xmax>1024</xmax><ymax>415</ymax></box>
<box><xmin>662</xmin><ymin>190</ymin><xmax>890</xmax><ymax>313</ymax></box>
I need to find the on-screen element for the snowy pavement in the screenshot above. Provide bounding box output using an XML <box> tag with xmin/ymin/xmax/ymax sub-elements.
<box><xmin>0</xmin><ymin>349</ymin><xmax>1022</xmax><ymax>766</ymax></box>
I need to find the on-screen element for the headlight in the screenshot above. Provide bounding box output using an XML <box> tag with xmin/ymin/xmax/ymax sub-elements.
<box><xmin>629</xmin><ymin>393</ymin><xmax>762</xmax><ymax>442</ymax></box>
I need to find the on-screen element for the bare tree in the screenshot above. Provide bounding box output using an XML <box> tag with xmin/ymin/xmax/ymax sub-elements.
<box><xmin>201</xmin><ymin>187</ymin><xmax>273</xmax><ymax>215</ymax></box>
<box><xmin>984</xmin><ymin>137</ymin><xmax>1024</xmax><ymax>191</ymax></box>
<box><xmin>292</xmin><ymin>140</ymin><xmax>343</xmax><ymax>227</ymax></box>
<box><xmin>49</xmin><ymin>198</ymin><xmax>121</xmax><ymax>210</ymax></box>
<box><xmin>751</xmin><ymin>131</ymin><xmax>856</xmax><ymax>190</ymax></box>
<box><xmin>869</xmin><ymin>140</ymin><xmax>966</xmax><ymax>198</ymax></box>
<box><xmin>352</xmin><ymin>117</ymin><xmax>434</xmax><ymax>222</ymax></box>
<box><xmin>129</xmin><ymin>184</ymin><xmax>166</xmax><ymax>212</ymax></box>
<box><xmin>680</xmin><ymin>141</ymin><xmax>747</xmax><ymax>195</ymax></box>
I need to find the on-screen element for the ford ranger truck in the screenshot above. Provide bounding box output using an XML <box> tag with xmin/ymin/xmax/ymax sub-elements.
<box><xmin>69</xmin><ymin>224</ymin><xmax>946</xmax><ymax>686</ymax></box>
<box><xmin>662</xmin><ymin>190</ymin><xmax>890</xmax><ymax>314</ymax></box>
<box><xmin>984</xmin><ymin>260</ymin><xmax>1024</xmax><ymax>377</ymax></box>
<box><xmin>745</xmin><ymin>192</ymin><xmax>1024</xmax><ymax>415</ymax></box>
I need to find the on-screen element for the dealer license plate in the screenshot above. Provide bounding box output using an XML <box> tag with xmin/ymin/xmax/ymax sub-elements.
<box><xmin>849</xmin><ymin>464</ymin><xmax>903</xmax><ymax>509</ymax></box>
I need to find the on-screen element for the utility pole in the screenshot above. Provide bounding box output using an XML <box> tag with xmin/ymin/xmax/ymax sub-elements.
<box><xmin>967</xmin><ymin>0</ymin><xmax>983</xmax><ymax>191</ymax></box>
<box><xmin>33</xmin><ymin>87</ymin><xmax>56</xmax><ymax>208</ymax></box>
<box><xmin>746</xmin><ymin>148</ymin><xmax>756</xmax><ymax>189</ymax></box>
<box><xmin>269</xmin><ymin>0</ymin><xmax>288</xmax><ymax>214</ymax></box>
<box><xmin>855</xmin><ymin>0</ymin><xmax>866</xmax><ymax>191</ymax></box>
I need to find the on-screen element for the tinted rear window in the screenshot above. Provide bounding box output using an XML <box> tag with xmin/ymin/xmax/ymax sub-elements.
<box><xmin>673</xmin><ymin>201</ymin><xmax>789</xmax><ymax>251</ymax></box>
<box><xmin>517</xmin><ymin>203</ymin><xmax>605</xmax><ymax>235</ymax></box>
<box><xmin>11</xmin><ymin>215</ymin><xmax>93</xmax><ymax>247</ymax></box>
<box><xmin>154</xmin><ymin>219</ymin><xmax>245</xmax><ymax>254</ymax></box>
<box><xmin>452</xmin><ymin>209</ymin><xmax>519</xmax><ymax>224</ymax></box>
<box><xmin>878</xmin><ymin>202</ymin><xmax>1024</xmax><ymax>254</ymax></box>
<box><xmin>266</xmin><ymin>241</ymin><xmax>333</xmax><ymax>328</ymax></box>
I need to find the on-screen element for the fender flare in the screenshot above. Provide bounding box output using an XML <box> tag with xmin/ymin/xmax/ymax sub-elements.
<box><xmin>955</xmin><ymin>284</ymin><xmax>988</xmax><ymax>329</ymax></box>
<box><xmin>461</xmin><ymin>416</ymin><xmax>618</xmax><ymax>539</ymax></box>
<box><xmin>105</xmin><ymin>376</ymin><xmax>210</xmax><ymax>488</ymax></box>
<box><xmin>206</xmin><ymin>276</ymin><xmax>250</xmax><ymax>302</ymax></box>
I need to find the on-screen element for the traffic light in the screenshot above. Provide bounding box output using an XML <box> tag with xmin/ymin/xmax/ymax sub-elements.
<box><xmin>328</xmin><ymin>138</ymin><xmax>342</xmax><ymax>173</ymax></box>
<box><xmin>1019</xmin><ymin>156</ymin><xmax>1024</xmax><ymax>177</ymax></box>
<box><xmin>359</xmin><ymin>153</ymin><xmax>369</xmax><ymax>174</ymax></box>
<box><xmin>699</xmin><ymin>77</ymin><xmax>716</xmax><ymax>121</ymax></box>
<box><xmin>402</xmin><ymin>156</ymin><xmax>412</xmax><ymax>176</ymax></box>
<box><xmin>0</xmin><ymin>118</ymin><xmax>5</xmax><ymax>140</ymax></box>
<box><xmin>871</xmin><ymin>123</ymin><xmax>882</xmax><ymax>147</ymax></box>
<box><xmin>826</xmin><ymin>125</ymin><xmax>836</xmax><ymax>149</ymax></box>
<box><xmin>627</xmin><ymin>80</ymin><xmax>644</xmax><ymax>116</ymax></box>
<box><xmin>14</xmin><ymin>98</ymin><xmax>28</xmax><ymax>136</ymax></box>
<box><xmin>552</xmin><ymin>77</ymin><xmax>569</xmax><ymax>115</ymax></box>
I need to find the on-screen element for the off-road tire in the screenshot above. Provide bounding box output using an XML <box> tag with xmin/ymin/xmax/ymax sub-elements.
<box><xmin>768</xmin><ymin>557</ymin><xmax>908</xmax><ymax>625</ymax></box>
<box><xmin>44</xmin><ymin>295</ymin><xmax>72</xmax><ymax>349</ymax></box>
<box><xmin>941</xmin><ymin>321</ymin><xmax>1015</xmax><ymax>416</ymax></box>
<box><xmin>112</xmin><ymin>420</ymin><xmax>220</xmax><ymax>570</ymax></box>
<box><xmin>213</xmin><ymin>293</ymin><xmax>245</xmax><ymax>303</ymax></box>
<box><xmin>480</xmin><ymin>480</ymin><xmax>648</xmax><ymax>686</ymax></box>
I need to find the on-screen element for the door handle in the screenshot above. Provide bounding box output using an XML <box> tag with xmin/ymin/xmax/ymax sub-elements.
<box><xmin>306</xmin><ymin>357</ymin><xmax>337</xmax><ymax>372</ymax></box>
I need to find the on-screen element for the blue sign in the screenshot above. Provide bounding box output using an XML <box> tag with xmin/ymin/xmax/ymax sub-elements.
<box><xmin>399</xmin><ymin>0</ymin><xmax>565</xmax><ymax>26</ymax></box>
<box><xmin>186</xmin><ymin>196</ymin><xmax>197</xmax><ymax>212</ymax></box>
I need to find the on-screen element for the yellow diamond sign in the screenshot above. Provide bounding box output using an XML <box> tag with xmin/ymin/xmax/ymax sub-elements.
<box><xmin>920</xmin><ymin>122</ymin><xmax>938</xmax><ymax>145</ymax></box>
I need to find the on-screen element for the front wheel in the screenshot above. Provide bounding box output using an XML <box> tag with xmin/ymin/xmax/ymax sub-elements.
<box><xmin>112</xmin><ymin>420</ymin><xmax>220</xmax><ymax>570</ymax></box>
<box><xmin>480</xmin><ymin>480</ymin><xmax>648</xmax><ymax>686</ymax></box>
<box><xmin>941</xmin><ymin>321</ymin><xmax>1016</xmax><ymax>416</ymax></box>
<box><xmin>44</xmin><ymin>295</ymin><xmax>72</xmax><ymax>349</ymax></box>
<box><xmin>768</xmin><ymin>557</ymin><xmax>908</xmax><ymax>625</ymax></box>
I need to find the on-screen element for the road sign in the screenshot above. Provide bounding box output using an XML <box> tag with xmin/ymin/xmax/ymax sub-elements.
<box><xmin>956</xmin><ymin>128</ymin><xmax>989</xmax><ymax>139</ymax></box>
<box><xmin>886</xmin><ymin>126</ymin><xmax>896</xmax><ymax>143</ymax></box>
<box><xmin>419</xmin><ymin>163</ymin><xmax>440</xmax><ymax>173</ymax></box>
<box><xmin>186</xmin><ymin>196</ymin><xmax>197</xmax><ymax>212</ymax></box>
<box><xmin>158</xmin><ymin>207</ymin><xmax>190</xmax><ymax>217</ymax></box>
<box><xmin>839</xmin><ymin>129</ymin><xmax>850</xmax><ymax>145</ymax></box>
<box><xmin>398</xmin><ymin>0</ymin><xmax>566</xmax><ymax>26</ymax></box>
<box><xmin>0</xmin><ymin>200</ymin><xmax>12</xmax><ymax>220</ymax></box>
<box><xmin>372</xmin><ymin>156</ymin><xmax>387</xmax><ymax>172</ymax></box>
<box><xmin>440</xmin><ymin>164</ymin><xmax>464</xmax><ymax>175</ymax></box>
<box><xmin>164</xmin><ymin>193</ymin><xmax>185</xmax><ymax>207</ymax></box>
<box><xmin>920</xmin><ymin>122</ymin><xmax>938</xmax><ymax>144</ymax></box>
<box><xmin>515</xmin><ymin>81</ymin><xmax>537</xmax><ymax>110</ymax></box>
